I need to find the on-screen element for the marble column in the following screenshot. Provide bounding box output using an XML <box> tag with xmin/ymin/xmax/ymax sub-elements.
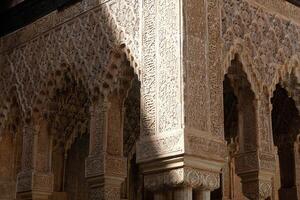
<box><xmin>174</xmin><ymin>187</ymin><xmax>192</xmax><ymax>200</ymax></box>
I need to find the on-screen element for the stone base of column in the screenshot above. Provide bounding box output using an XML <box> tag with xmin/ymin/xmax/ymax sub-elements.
<box><xmin>16</xmin><ymin>171</ymin><xmax>53</xmax><ymax>200</ymax></box>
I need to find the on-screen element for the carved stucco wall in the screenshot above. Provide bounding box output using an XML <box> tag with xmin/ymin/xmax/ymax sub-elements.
<box><xmin>1</xmin><ymin>0</ymin><xmax>300</xmax><ymax>198</ymax></box>
<box><xmin>0</xmin><ymin>0</ymin><xmax>300</xmax><ymax>140</ymax></box>
<box><xmin>222</xmin><ymin>0</ymin><xmax>300</xmax><ymax>163</ymax></box>
<box><xmin>0</xmin><ymin>0</ymin><xmax>141</xmax><ymax>130</ymax></box>
<box><xmin>0</xmin><ymin>1</ymin><xmax>299</xmax><ymax>123</ymax></box>
<box><xmin>222</xmin><ymin>0</ymin><xmax>300</xmax><ymax>97</ymax></box>
<box><xmin>137</xmin><ymin>0</ymin><xmax>184</xmax><ymax>162</ymax></box>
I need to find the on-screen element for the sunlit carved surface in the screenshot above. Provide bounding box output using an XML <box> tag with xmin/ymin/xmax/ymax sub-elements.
<box><xmin>0</xmin><ymin>0</ymin><xmax>300</xmax><ymax>199</ymax></box>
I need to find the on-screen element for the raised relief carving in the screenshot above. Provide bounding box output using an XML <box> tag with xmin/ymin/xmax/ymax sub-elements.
<box><xmin>222</xmin><ymin>0</ymin><xmax>300</xmax><ymax>96</ymax></box>
<box><xmin>144</xmin><ymin>167</ymin><xmax>220</xmax><ymax>192</ymax></box>
<box><xmin>0</xmin><ymin>0</ymin><xmax>141</xmax><ymax>130</ymax></box>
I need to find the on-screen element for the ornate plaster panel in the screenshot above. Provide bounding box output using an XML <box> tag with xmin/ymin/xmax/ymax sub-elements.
<box><xmin>0</xmin><ymin>0</ymin><xmax>141</xmax><ymax>129</ymax></box>
<box><xmin>222</xmin><ymin>0</ymin><xmax>300</xmax><ymax>97</ymax></box>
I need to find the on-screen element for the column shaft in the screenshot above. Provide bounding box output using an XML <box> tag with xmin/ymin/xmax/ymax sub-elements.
<box><xmin>174</xmin><ymin>187</ymin><xmax>192</xmax><ymax>200</ymax></box>
<box><xmin>154</xmin><ymin>193</ymin><xmax>165</xmax><ymax>200</ymax></box>
<box><xmin>194</xmin><ymin>190</ymin><xmax>211</xmax><ymax>200</ymax></box>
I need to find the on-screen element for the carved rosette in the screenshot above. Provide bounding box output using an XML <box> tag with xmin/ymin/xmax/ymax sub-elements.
<box><xmin>144</xmin><ymin>167</ymin><xmax>219</xmax><ymax>192</ymax></box>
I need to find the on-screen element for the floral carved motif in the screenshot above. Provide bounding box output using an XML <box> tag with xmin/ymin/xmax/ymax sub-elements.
<box><xmin>222</xmin><ymin>0</ymin><xmax>300</xmax><ymax>97</ymax></box>
<box><xmin>144</xmin><ymin>167</ymin><xmax>220</xmax><ymax>192</ymax></box>
<box><xmin>0</xmin><ymin>0</ymin><xmax>141</xmax><ymax>130</ymax></box>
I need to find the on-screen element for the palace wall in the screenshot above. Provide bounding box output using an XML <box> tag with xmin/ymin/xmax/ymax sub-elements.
<box><xmin>0</xmin><ymin>0</ymin><xmax>300</xmax><ymax>199</ymax></box>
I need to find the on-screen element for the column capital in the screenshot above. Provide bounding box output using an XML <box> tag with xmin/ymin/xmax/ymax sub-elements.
<box><xmin>241</xmin><ymin>178</ymin><xmax>272</xmax><ymax>200</ymax></box>
<box><xmin>89</xmin><ymin>97</ymin><xmax>110</xmax><ymax>116</ymax></box>
<box><xmin>144</xmin><ymin>167</ymin><xmax>220</xmax><ymax>192</ymax></box>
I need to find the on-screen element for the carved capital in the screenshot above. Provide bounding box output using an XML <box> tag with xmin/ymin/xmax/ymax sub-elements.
<box><xmin>185</xmin><ymin>167</ymin><xmax>220</xmax><ymax>191</ymax></box>
<box><xmin>241</xmin><ymin>179</ymin><xmax>272</xmax><ymax>200</ymax></box>
<box><xmin>259</xmin><ymin>181</ymin><xmax>272</xmax><ymax>199</ymax></box>
<box><xmin>144</xmin><ymin>167</ymin><xmax>220</xmax><ymax>192</ymax></box>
